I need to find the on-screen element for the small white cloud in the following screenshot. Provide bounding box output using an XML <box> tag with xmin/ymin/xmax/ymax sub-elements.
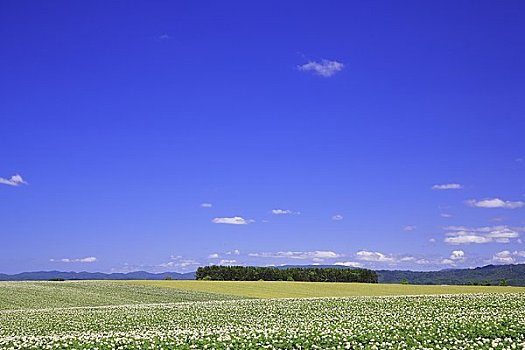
<box><xmin>271</xmin><ymin>209</ymin><xmax>300</xmax><ymax>215</ymax></box>
<box><xmin>466</xmin><ymin>198</ymin><xmax>524</xmax><ymax>209</ymax></box>
<box><xmin>403</xmin><ymin>225</ymin><xmax>416</xmax><ymax>232</ymax></box>
<box><xmin>249</xmin><ymin>250</ymin><xmax>340</xmax><ymax>260</ymax></box>
<box><xmin>218</xmin><ymin>259</ymin><xmax>237</xmax><ymax>266</ymax></box>
<box><xmin>440</xmin><ymin>213</ymin><xmax>452</xmax><ymax>218</ymax></box>
<box><xmin>226</xmin><ymin>249</ymin><xmax>240</xmax><ymax>255</ymax></box>
<box><xmin>334</xmin><ymin>261</ymin><xmax>362</xmax><ymax>267</ymax></box>
<box><xmin>297</xmin><ymin>59</ymin><xmax>344</xmax><ymax>77</ymax></box>
<box><xmin>432</xmin><ymin>183</ymin><xmax>463</xmax><ymax>190</ymax></box>
<box><xmin>489</xmin><ymin>250</ymin><xmax>525</xmax><ymax>264</ymax></box>
<box><xmin>51</xmin><ymin>256</ymin><xmax>97</xmax><ymax>263</ymax></box>
<box><xmin>445</xmin><ymin>235</ymin><xmax>492</xmax><ymax>244</ymax></box>
<box><xmin>332</xmin><ymin>214</ymin><xmax>344</xmax><ymax>221</ymax></box>
<box><xmin>158</xmin><ymin>33</ymin><xmax>170</xmax><ymax>40</ymax></box>
<box><xmin>443</xmin><ymin>225</ymin><xmax>523</xmax><ymax>245</ymax></box>
<box><xmin>429</xmin><ymin>238</ymin><xmax>437</xmax><ymax>243</ymax></box>
<box><xmin>212</xmin><ymin>216</ymin><xmax>253</xmax><ymax>225</ymax></box>
<box><xmin>200</xmin><ymin>203</ymin><xmax>213</xmax><ymax>208</ymax></box>
<box><xmin>356</xmin><ymin>250</ymin><xmax>395</xmax><ymax>262</ymax></box>
<box><xmin>415</xmin><ymin>259</ymin><xmax>431</xmax><ymax>265</ymax></box>
<box><xmin>450</xmin><ymin>250</ymin><xmax>465</xmax><ymax>261</ymax></box>
<box><xmin>208</xmin><ymin>253</ymin><xmax>219</xmax><ymax>259</ymax></box>
<box><xmin>399</xmin><ymin>256</ymin><xmax>416</xmax><ymax>262</ymax></box>
<box><xmin>0</xmin><ymin>174</ymin><xmax>27</xmax><ymax>187</ymax></box>
<box><xmin>158</xmin><ymin>256</ymin><xmax>199</xmax><ymax>269</ymax></box>
<box><xmin>489</xmin><ymin>250</ymin><xmax>515</xmax><ymax>264</ymax></box>
<box><xmin>441</xmin><ymin>258</ymin><xmax>455</xmax><ymax>265</ymax></box>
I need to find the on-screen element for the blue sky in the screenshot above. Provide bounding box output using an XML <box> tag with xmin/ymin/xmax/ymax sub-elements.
<box><xmin>1</xmin><ymin>1</ymin><xmax>525</xmax><ymax>274</ymax></box>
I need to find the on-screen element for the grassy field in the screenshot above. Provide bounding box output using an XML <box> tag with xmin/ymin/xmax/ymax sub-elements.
<box><xmin>129</xmin><ymin>279</ymin><xmax>525</xmax><ymax>299</ymax></box>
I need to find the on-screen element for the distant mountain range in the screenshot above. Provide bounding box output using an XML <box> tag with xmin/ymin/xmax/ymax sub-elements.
<box><xmin>377</xmin><ymin>264</ymin><xmax>525</xmax><ymax>286</ymax></box>
<box><xmin>1</xmin><ymin>264</ymin><xmax>524</xmax><ymax>286</ymax></box>
<box><xmin>0</xmin><ymin>270</ymin><xmax>195</xmax><ymax>281</ymax></box>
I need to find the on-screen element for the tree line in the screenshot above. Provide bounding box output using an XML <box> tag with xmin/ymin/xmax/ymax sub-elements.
<box><xmin>196</xmin><ymin>265</ymin><xmax>378</xmax><ymax>283</ymax></box>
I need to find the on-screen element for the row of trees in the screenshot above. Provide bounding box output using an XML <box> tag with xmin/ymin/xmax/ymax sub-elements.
<box><xmin>196</xmin><ymin>266</ymin><xmax>378</xmax><ymax>283</ymax></box>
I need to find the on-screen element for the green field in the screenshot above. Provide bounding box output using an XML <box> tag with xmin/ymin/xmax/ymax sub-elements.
<box><xmin>2</xmin><ymin>281</ymin><xmax>525</xmax><ymax>349</ymax></box>
<box><xmin>129</xmin><ymin>279</ymin><xmax>525</xmax><ymax>298</ymax></box>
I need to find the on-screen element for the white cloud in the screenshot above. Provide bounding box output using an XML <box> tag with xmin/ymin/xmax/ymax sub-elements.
<box><xmin>432</xmin><ymin>183</ymin><xmax>463</xmax><ymax>190</ymax></box>
<box><xmin>0</xmin><ymin>174</ymin><xmax>27</xmax><ymax>186</ymax></box>
<box><xmin>403</xmin><ymin>225</ymin><xmax>416</xmax><ymax>232</ymax></box>
<box><xmin>399</xmin><ymin>256</ymin><xmax>416</xmax><ymax>262</ymax></box>
<box><xmin>445</xmin><ymin>235</ymin><xmax>492</xmax><ymax>244</ymax></box>
<box><xmin>218</xmin><ymin>259</ymin><xmax>237</xmax><ymax>266</ymax></box>
<box><xmin>440</xmin><ymin>213</ymin><xmax>452</xmax><ymax>218</ymax></box>
<box><xmin>440</xmin><ymin>258</ymin><xmax>455</xmax><ymax>265</ymax></box>
<box><xmin>249</xmin><ymin>250</ymin><xmax>341</xmax><ymax>260</ymax></box>
<box><xmin>334</xmin><ymin>261</ymin><xmax>362</xmax><ymax>267</ymax></box>
<box><xmin>207</xmin><ymin>253</ymin><xmax>219</xmax><ymax>259</ymax></box>
<box><xmin>356</xmin><ymin>250</ymin><xmax>395</xmax><ymax>262</ymax></box>
<box><xmin>489</xmin><ymin>250</ymin><xmax>525</xmax><ymax>264</ymax></box>
<box><xmin>271</xmin><ymin>209</ymin><xmax>300</xmax><ymax>215</ymax></box>
<box><xmin>158</xmin><ymin>33</ymin><xmax>170</xmax><ymax>40</ymax></box>
<box><xmin>444</xmin><ymin>225</ymin><xmax>523</xmax><ymax>245</ymax></box>
<box><xmin>200</xmin><ymin>203</ymin><xmax>213</xmax><ymax>208</ymax></box>
<box><xmin>331</xmin><ymin>214</ymin><xmax>344</xmax><ymax>221</ymax></box>
<box><xmin>158</xmin><ymin>256</ymin><xmax>199</xmax><ymax>269</ymax></box>
<box><xmin>212</xmin><ymin>216</ymin><xmax>253</xmax><ymax>225</ymax></box>
<box><xmin>51</xmin><ymin>256</ymin><xmax>97</xmax><ymax>263</ymax></box>
<box><xmin>415</xmin><ymin>259</ymin><xmax>431</xmax><ymax>265</ymax></box>
<box><xmin>450</xmin><ymin>250</ymin><xmax>465</xmax><ymax>261</ymax></box>
<box><xmin>226</xmin><ymin>249</ymin><xmax>240</xmax><ymax>255</ymax></box>
<box><xmin>466</xmin><ymin>198</ymin><xmax>524</xmax><ymax>209</ymax></box>
<box><xmin>429</xmin><ymin>238</ymin><xmax>437</xmax><ymax>243</ymax></box>
<box><xmin>489</xmin><ymin>251</ymin><xmax>515</xmax><ymax>264</ymax></box>
<box><xmin>297</xmin><ymin>59</ymin><xmax>344</xmax><ymax>77</ymax></box>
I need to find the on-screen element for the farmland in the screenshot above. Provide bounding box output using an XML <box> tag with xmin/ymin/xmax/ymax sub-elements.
<box><xmin>1</xmin><ymin>281</ymin><xmax>525</xmax><ymax>349</ymax></box>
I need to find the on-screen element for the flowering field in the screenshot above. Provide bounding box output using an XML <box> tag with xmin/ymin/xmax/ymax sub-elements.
<box><xmin>1</xmin><ymin>286</ymin><xmax>525</xmax><ymax>349</ymax></box>
<box><xmin>0</xmin><ymin>281</ymin><xmax>240</xmax><ymax>310</ymax></box>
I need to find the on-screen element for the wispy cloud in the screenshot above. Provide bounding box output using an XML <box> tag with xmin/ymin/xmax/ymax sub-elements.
<box><xmin>466</xmin><ymin>198</ymin><xmax>524</xmax><ymax>209</ymax></box>
<box><xmin>271</xmin><ymin>209</ymin><xmax>300</xmax><ymax>215</ymax></box>
<box><xmin>334</xmin><ymin>261</ymin><xmax>361</xmax><ymax>267</ymax></box>
<box><xmin>158</xmin><ymin>256</ymin><xmax>199</xmax><ymax>269</ymax></box>
<box><xmin>0</xmin><ymin>174</ymin><xmax>27</xmax><ymax>186</ymax></box>
<box><xmin>356</xmin><ymin>251</ymin><xmax>395</xmax><ymax>263</ymax></box>
<box><xmin>488</xmin><ymin>250</ymin><xmax>525</xmax><ymax>264</ymax></box>
<box><xmin>444</xmin><ymin>225</ymin><xmax>523</xmax><ymax>245</ymax></box>
<box><xmin>249</xmin><ymin>250</ymin><xmax>341</xmax><ymax>260</ymax></box>
<box><xmin>353</xmin><ymin>250</ymin><xmax>474</xmax><ymax>267</ymax></box>
<box><xmin>50</xmin><ymin>256</ymin><xmax>97</xmax><ymax>263</ymax></box>
<box><xmin>403</xmin><ymin>225</ymin><xmax>416</xmax><ymax>232</ymax></box>
<box><xmin>332</xmin><ymin>214</ymin><xmax>344</xmax><ymax>221</ymax></box>
<box><xmin>200</xmin><ymin>203</ymin><xmax>213</xmax><ymax>208</ymax></box>
<box><xmin>218</xmin><ymin>259</ymin><xmax>238</xmax><ymax>266</ymax></box>
<box><xmin>207</xmin><ymin>253</ymin><xmax>219</xmax><ymax>259</ymax></box>
<box><xmin>431</xmin><ymin>183</ymin><xmax>463</xmax><ymax>190</ymax></box>
<box><xmin>297</xmin><ymin>59</ymin><xmax>344</xmax><ymax>77</ymax></box>
<box><xmin>212</xmin><ymin>216</ymin><xmax>254</xmax><ymax>225</ymax></box>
